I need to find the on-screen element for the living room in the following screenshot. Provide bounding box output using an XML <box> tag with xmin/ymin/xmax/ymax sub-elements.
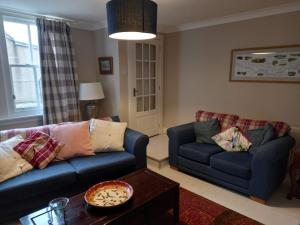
<box><xmin>0</xmin><ymin>0</ymin><xmax>299</xmax><ymax>225</ymax></box>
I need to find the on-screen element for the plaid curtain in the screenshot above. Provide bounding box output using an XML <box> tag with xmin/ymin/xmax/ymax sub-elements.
<box><xmin>37</xmin><ymin>18</ymin><xmax>80</xmax><ymax>124</ymax></box>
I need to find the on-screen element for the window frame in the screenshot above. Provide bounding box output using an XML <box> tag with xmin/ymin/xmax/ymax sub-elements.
<box><xmin>0</xmin><ymin>14</ymin><xmax>43</xmax><ymax>120</ymax></box>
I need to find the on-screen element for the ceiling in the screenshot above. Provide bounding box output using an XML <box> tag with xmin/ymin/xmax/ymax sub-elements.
<box><xmin>0</xmin><ymin>0</ymin><xmax>299</xmax><ymax>32</ymax></box>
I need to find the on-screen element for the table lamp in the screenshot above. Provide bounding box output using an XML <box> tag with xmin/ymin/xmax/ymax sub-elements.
<box><xmin>79</xmin><ymin>82</ymin><xmax>105</xmax><ymax>119</ymax></box>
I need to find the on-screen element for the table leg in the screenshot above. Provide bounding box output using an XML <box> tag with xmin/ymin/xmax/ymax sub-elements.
<box><xmin>287</xmin><ymin>164</ymin><xmax>296</xmax><ymax>200</ymax></box>
<box><xmin>173</xmin><ymin>188</ymin><xmax>179</xmax><ymax>224</ymax></box>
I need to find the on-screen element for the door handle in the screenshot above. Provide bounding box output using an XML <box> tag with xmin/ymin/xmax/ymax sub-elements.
<box><xmin>133</xmin><ymin>88</ymin><xmax>137</xmax><ymax>97</ymax></box>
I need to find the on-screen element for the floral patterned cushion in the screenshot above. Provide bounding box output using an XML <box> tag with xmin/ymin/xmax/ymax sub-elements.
<box><xmin>212</xmin><ymin>127</ymin><xmax>252</xmax><ymax>152</ymax></box>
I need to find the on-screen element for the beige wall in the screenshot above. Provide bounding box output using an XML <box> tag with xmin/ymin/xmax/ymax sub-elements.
<box><xmin>164</xmin><ymin>11</ymin><xmax>300</xmax><ymax>144</ymax></box>
<box><xmin>164</xmin><ymin>12</ymin><xmax>300</xmax><ymax>125</ymax></box>
<box><xmin>72</xmin><ymin>28</ymin><xmax>125</xmax><ymax>119</ymax></box>
<box><xmin>72</xmin><ymin>28</ymin><xmax>98</xmax><ymax>83</ymax></box>
<box><xmin>93</xmin><ymin>28</ymin><xmax>121</xmax><ymax>118</ymax></box>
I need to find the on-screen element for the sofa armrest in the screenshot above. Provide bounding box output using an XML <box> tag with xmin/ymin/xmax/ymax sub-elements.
<box><xmin>167</xmin><ymin>123</ymin><xmax>196</xmax><ymax>167</ymax></box>
<box><xmin>124</xmin><ymin>128</ymin><xmax>149</xmax><ymax>169</ymax></box>
<box><xmin>250</xmin><ymin>136</ymin><xmax>295</xmax><ymax>201</ymax></box>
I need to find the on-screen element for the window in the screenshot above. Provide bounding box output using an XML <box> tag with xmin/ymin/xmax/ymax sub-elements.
<box><xmin>0</xmin><ymin>16</ymin><xmax>42</xmax><ymax>120</ymax></box>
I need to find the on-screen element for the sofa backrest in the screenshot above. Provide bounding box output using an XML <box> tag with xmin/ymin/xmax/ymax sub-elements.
<box><xmin>196</xmin><ymin>110</ymin><xmax>239</xmax><ymax>131</ymax></box>
<box><xmin>236</xmin><ymin>118</ymin><xmax>290</xmax><ymax>137</ymax></box>
<box><xmin>0</xmin><ymin>116</ymin><xmax>121</xmax><ymax>143</ymax></box>
<box><xmin>0</xmin><ymin>125</ymin><xmax>55</xmax><ymax>142</ymax></box>
<box><xmin>195</xmin><ymin>110</ymin><xmax>290</xmax><ymax>137</ymax></box>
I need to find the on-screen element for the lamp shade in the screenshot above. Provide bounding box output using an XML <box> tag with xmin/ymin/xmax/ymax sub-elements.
<box><xmin>106</xmin><ymin>0</ymin><xmax>157</xmax><ymax>40</ymax></box>
<box><xmin>79</xmin><ymin>82</ymin><xmax>105</xmax><ymax>101</ymax></box>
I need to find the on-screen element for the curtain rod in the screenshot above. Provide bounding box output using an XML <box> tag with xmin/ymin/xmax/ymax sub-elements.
<box><xmin>0</xmin><ymin>6</ymin><xmax>77</xmax><ymax>24</ymax></box>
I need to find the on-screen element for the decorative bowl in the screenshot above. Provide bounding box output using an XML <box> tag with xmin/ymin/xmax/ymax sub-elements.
<box><xmin>84</xmin><ymin>180</ymin><xmax>134</xmax><ymax>208</ymax></box>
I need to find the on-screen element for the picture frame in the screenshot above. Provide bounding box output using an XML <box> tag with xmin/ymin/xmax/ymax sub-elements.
<box><xmin>229</xmin><ymin>45</ymin><xmax>300</xmax><ymax>83</ymax></box>
<box><xmin>98</xmin><ymin>57</ymin><xmax>113</xmax><ymax>75</ymax></box>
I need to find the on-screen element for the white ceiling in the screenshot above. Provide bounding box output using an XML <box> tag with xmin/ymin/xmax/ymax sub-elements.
<box><xmin>0</xmin><ymin>0</ymin><xmax>299</xmax><ymax>32</ymax></box>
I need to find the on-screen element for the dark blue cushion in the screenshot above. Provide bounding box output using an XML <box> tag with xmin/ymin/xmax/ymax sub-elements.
<box><xmin>179</xmin><ymin>142</ymin><xmax>223</xmax><ymax>165</ymax></box>
<box><xmin>0</xmin><ymin>161</ymin><xmax>77</xmax><ymax>205</ymax></box>
<box><xmin>68</xmin><ymin>152</ymin><xmax>136</xmax><ymax>185</ymax></box>
<box><xmin>210</xmin><ymin>152</ymin><xmax>252</xmax><ymax>179</ymax></box>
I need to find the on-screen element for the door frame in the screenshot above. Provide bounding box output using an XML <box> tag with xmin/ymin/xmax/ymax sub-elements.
<box><xmin>127</xmin><ymin>35</ymin><xmax>164</xmax><ymax>135</ymax></box>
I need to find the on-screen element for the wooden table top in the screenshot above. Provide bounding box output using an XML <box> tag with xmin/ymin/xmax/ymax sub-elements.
<box><xmin>20</xmin><ymin>169</ymin><xmax>179</xmax><ymax>225</ymax></box>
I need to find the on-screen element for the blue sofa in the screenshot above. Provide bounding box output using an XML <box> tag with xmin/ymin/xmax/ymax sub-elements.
<box><xmin>0</xmin><ymin>117</ymin><xmax>149</xmax><ymax>223</ymax></box>
<box><xmin>167</xmin><ymin>122</ymin><xmax>295</xmax><ymax>203</ymax></box>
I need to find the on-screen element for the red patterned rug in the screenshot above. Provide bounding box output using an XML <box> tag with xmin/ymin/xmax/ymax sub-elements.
<box><xmin>157</xmin><ymin>188</ymin><xmax>262</xmax><ymax>225</ymax></box>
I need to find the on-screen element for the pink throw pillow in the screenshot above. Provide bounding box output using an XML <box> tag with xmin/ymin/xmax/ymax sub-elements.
<box><xmin>51</xmin><ymin>121</ymin><xmax>94</xmax><ymax>160</ymax></box>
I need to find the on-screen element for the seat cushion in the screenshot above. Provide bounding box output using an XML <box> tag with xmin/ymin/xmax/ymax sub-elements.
<box><xmin>179</xmin><ymin>142</ymin><xmax>223</xmax><ymax>165</ymax></box>
<box><xmin>68</xmin><ymin>152</ymin><xmax>136</xmax><ymax>185</ymax></box>
<box><xmin>210</xmin><ymin>152</ymin><xmax>252</xmax><ymax>179</ymax></box>
<box><xmin>0</xmin><ymin>161</ymin><xmax>77</xmax><ymax>204</ymax></box>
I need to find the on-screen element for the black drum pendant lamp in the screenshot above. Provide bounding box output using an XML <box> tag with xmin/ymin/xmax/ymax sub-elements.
<box><xmin>106</xmin><ymin>0</ymin><xmax>157</xmax><ymax>40</ymax></box>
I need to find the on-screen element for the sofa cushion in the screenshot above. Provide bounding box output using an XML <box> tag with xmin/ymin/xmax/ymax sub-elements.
<box><xmin>210</xmin><ymin>152</ymin><xmax>252</xmax><ymax>179</ymax></box>
<box><xmin>52</xmin><ymin>121</ymin><xmax>94</xmax><ymax>160</ymax></box>
<box><xmin>68</xmin><ymin>152</ymin><xmax>136</xmax><ymax>185</ymax></box>
<box><xmin>196</xmin><ymin>110</ymin><xmax>239</xmax><ymax>130</ymax></box>
<box><xmin>179</xmin><ymin>142</ymin><xmax>223</xmax><ymax>165</ymax></box>
<box><xmin>14</xmin><ymin>131</ymin><xmax>63</xmax><ymax>169</ymax></box>
<box><xmin>0</xmin><ymin>161</ymin><xmax>77</xmax><ymax>204</ymax></box>
<box><xmin>194</xmin><ymin>119</ymin><xmax>220</xmax><ymax>144</ymax></box>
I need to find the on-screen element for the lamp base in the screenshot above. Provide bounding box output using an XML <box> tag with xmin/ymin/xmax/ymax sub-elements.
<box><xmin>85</xmin><ymin>102</ymin><xmax>98</xmax><ymax>120</ymax></box>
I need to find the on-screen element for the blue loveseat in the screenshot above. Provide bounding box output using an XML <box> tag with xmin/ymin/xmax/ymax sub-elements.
<box><xmin>0</xmin><ymin>117</ymin><xmax>149</xmax><ymax>223</ymax></box>
<box><xmin>168</xmin><ymin>122</ymin><xmax>295</xmax><ymax>204</ymax></box>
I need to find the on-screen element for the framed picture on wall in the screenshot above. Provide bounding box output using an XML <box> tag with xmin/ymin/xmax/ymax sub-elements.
<box><xmin>98</xmin><ymin>57</ymin><xmax>113</xmax><ymax>75</ymax></box>
<box><xmin>229</xmin><ymin>45</ymin><xmax>300</xmax><ymax>83</ymax></box>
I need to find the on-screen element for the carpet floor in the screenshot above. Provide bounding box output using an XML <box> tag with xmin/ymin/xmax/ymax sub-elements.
<box><xmin>158</xmin><ymin>188</ymin><xmax>262</xmax><ymax>225</ymax></box>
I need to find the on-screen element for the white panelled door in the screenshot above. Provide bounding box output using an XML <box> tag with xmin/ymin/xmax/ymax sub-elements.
<box><xmin>128</xmin><ymin>38</ymin><xmax>163</xmax><ymax>137</ymax></box>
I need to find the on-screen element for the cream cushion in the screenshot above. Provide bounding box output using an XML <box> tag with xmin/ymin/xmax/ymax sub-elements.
<box><xmin>90</xmin><ymin>119</ymin><xmax>127</xmax><ymax>152</ymax></box>
<box><xmin>0</xmin><ymin>135</ymin><xmax>33</xmax><ymax>183</ymax></box>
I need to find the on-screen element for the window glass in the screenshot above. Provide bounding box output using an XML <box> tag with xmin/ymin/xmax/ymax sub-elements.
<box><xmin>3</xmin><ymin>19</ymin><xmax>42</xmax><ymax>112</ymax></box>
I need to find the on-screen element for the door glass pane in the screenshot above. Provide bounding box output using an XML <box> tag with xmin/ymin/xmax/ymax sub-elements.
<box><xmin>150</xmin><ymin>62</ymin><xmax>156</xmax><ymax>77</ymax></box>
<box><xmin>136</xmin><ymin>80</ymin><xmax>142</xmax><ymax>96</ymax></box>
<box><xmin>137</xmin><ymin>97</ymin><xmax>143</xmax><ymax>112</ymax></box>
<box><xmin>150</xmin><ymin>45</ymin><xmax>156</xmax><ymax>60</ymax></box>
<box><xmin>11</xmin><ymin>67</ymin><xmax>38</xmax><ymax>109</ymax></box>
<box><xmin>136</xmin><ymin>61</ymin><xmax>142</xmax><ymax>78</ymax></box>
<box><xmin>136</xmin><ymin>43</ymin><xmax>142</xmax><ymax>60</ymax></box>
<box><xmin>150</xmin><ymin>79</ymin><xmax>156</xmax><ymax>94</ymax></box>
<box><xmin>143</xmin><ymin>62</ymin><xmax>149</xmax><ymax>78</ymax></box>
<box><xmin>143</xmin><ymin>79</ymin><xmax>149</xmax><ymax>95</ymax></box>
<box><xmin>144</xmin><ymin>96</ymin><xmax>149</xmax><ymax>111</ymax></box>
<box><xmin>150</xmin><ymin>96</ymin><xmax>156</xmax><ymax>110</ymax></box>
<box><xmin>4</xmin><ymin>21</ymin><xmax>31</xmax><ymax>65</ymax></box>
<box><xmin>143</xmin><ymin>44</ymin><xmax>149</xmax><ymax>61</ymax></box>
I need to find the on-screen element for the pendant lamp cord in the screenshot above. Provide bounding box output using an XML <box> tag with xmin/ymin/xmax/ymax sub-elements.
<box><xmin>142</xmin><ymin>0</ymin><xmax>145</xmax><ymax>32</ymax></box>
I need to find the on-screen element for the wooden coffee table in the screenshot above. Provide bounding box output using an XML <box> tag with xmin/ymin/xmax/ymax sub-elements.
<box><xmin>20</xmin><ymin>169</ymin><xmax>180</xmax><ymax>225</ymax></box>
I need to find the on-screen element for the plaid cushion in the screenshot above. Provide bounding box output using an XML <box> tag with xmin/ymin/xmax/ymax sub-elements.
<box><xmin>13</xmin><ymin>131</ymin><xmax>64</xmax><ymax>169</ymax></box>
<box><xmin>236</xmin><ymin>118</ymin><xmax>290</xmax><ymax>137</ymax></box>
<box><xmin>196</xmin><ymin>110</ymin><xmax>239</xmax><ymax>130</ymax></box>
<box><xmin>0</xmin><ymin>125</ymin><xmax>55</xmax><ymax>143</ymax></box>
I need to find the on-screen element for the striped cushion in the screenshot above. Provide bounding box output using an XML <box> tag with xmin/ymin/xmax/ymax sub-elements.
<box><xmin>13</xmin><ymin>131</ymin><xmax>64</xmax><ymax>169</ymax></box>
<box><xmin>236</xmin><ymin>118</ymin><xmax>290</xmax><ymax>137</ymax></box>
<box><xmin>0</xmin><ymin>125</ymin><xmax>54</xmax><ymax>143</ymax></box>
<box><xmin>196</xmin><ymin>110</ymin><xmax>239</xmax><ymax>130</ymax></box>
